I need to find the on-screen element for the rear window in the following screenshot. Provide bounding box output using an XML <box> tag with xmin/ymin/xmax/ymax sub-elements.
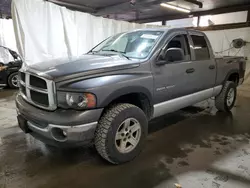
<box><xmin>191</xmin><ymin>35</ymin><xmax>210</xmax><ymax>60</ymax></box>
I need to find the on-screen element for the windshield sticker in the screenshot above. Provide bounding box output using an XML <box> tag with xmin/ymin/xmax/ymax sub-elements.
<box><xmin>140</xmin><ymin>34</ymin><xmax>159</xmax><ymax>40</ymax></box>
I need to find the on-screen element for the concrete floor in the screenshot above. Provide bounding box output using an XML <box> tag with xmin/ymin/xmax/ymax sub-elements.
<box><xmin>0</xmin><ymin>82</ymin><xmax>250</xmax><ymax>188</ymax></box>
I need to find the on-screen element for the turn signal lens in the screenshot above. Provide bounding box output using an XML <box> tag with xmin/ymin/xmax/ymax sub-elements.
<box><xmin>85</xmin><ymin>93</ymin><xmax>96</xmax><ymax>108</ymax></box>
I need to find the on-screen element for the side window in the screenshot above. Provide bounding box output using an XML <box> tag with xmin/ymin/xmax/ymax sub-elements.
<box><xmin>190</xmin><ymin>35</ymin><xmax>210</xmax><ymax>60</ymax></box>
<box><xmin>166</xmin><ymin>34</ymin><xmax>190</xmax><ymax>62</ymax></box>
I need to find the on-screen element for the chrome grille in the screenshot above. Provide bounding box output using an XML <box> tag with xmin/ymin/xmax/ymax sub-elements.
<box><xmin>19</xmin><ymin>71</ymin><xmax>57</xmax><ymax>111</ymax></box>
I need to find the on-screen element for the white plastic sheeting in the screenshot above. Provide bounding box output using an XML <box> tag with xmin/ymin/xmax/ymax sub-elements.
<box><xmin>12</xmin><ymin>0</ymin><xmax>155</xmax><ymax>65</ymax></box>
<box><xmin>0</xmin><ymin>19</ymin><xmax>17</xmax><ymax>63</ymax></box>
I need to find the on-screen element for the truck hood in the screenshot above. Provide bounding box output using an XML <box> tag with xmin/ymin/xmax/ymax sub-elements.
<box><xmin>27</xmin><ymin>54</ymin><xmax>140</xmax><ymax>82</ymax></box>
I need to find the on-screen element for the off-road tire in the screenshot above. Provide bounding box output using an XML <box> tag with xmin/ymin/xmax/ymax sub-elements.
<box><xmin>215</xmin><ymin>81</ymin><xmax>237</xmax><ymax>112</ymax></box>
<box><xmin>95</xmin><ymin>103</ymin><xmax>148</xmax><ymax>164</ymax></box>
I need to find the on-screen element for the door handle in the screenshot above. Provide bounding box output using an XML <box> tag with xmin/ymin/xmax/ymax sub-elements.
<box><xmin>186</xmin><ymin>68</ymin><xmax>195</xmax><ymax>74</ymax></box>
<box><xmin>209</xmin><ymin>65</ymin><xmax>215</xmax><ymax>70</ymax></box>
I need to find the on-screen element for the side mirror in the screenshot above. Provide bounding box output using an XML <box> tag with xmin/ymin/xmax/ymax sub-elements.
<box><xmin>165</xmin><ymin>48</ymin><xmax>185</xmax><ymax>63</ymax></box>
<box><xmin>156</xmin><ymin>48</ymin><xmax>185</xmax><ymax>65</ymax></box>
<box><xmin>155</xmin><ymin>59</ymin><xmax>167</xmax><ymax>65</ymax></box>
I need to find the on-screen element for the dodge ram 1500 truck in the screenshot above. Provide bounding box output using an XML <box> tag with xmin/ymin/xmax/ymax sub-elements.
<box><xmin>16</xmin><ymin>28</ymin><xmax>246</xmax><ymax>164</ymax></box>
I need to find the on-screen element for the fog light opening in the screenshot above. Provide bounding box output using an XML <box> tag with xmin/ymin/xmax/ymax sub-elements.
<box><xmin>51</xmin><ymin>128</ymin><xmax>67</xmax><ymax>142</ymax></box>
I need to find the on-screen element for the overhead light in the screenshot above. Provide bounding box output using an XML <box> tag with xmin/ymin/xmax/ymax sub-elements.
<box><xmin>160</xmin><ymin>3</ymin><xmax>191</xmax><ymax>13</ymax></box>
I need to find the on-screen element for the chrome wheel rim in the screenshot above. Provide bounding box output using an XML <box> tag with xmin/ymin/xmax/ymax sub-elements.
<box><xmin>115</xmin><ymin>118</ymin><xmax>141</xmax><ymax>154</ymax></box>
<box><xmin>227</xmin><ymin>88</ymin><xmax>235</xmax><ymax>107</ymax></box>
<box><xmin>11</xmin><ymin>75</ymin><xmax>19</xmax><ymax>87</ymax></box>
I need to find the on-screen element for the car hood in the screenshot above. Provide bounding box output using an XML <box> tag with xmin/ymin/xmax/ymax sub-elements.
<box><xmin>26</xmin><ymin>54</ymin><xmax>140</xmax><ymax>82</ymax></box>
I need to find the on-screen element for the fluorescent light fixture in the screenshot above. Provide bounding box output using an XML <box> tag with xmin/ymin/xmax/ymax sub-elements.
<box><xmin>160</xmin><ymin>3</ymin><xmax>191</xmax><ymax>13</ymax></box>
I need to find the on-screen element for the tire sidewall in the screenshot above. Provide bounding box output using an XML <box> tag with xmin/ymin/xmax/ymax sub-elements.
<box><xmin>224</xmin><ymin>82</ymin><xmax>237</xmax><ymax>111</ymax></box>
<box><xmin>106</xmin><ymin>106</ymin><xmax>148</xmax><ymax>163</ymax></box>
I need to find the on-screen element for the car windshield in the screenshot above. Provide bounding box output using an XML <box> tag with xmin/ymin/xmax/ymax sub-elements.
<box><xmin>90</xmin><ymin>30</ymin><xmax>164</xmax><ymax>59</ymax></box>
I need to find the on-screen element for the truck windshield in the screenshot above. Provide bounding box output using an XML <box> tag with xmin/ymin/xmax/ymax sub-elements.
<box><xmin>90</xmin><ymin>30</ymin><xmax>164</xmax><ymax>59</ymax></box>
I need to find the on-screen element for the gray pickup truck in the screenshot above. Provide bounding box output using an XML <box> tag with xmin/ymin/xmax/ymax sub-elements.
<box><xmin>16</xmin><ymin>28</ymin><xmax>246</xmax><ymax>164</ymax></box>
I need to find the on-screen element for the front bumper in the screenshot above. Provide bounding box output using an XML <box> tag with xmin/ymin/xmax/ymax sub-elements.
<box><xmin>16</xmin><ymin>94</ymin><xmax>103</xmax><ymax>147</ymax></box>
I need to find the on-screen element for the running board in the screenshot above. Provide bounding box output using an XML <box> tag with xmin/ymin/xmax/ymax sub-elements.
<box><xmin>153</xmin><ymin>85</ymin><xmax>222</xmax><ymax>118</ymax></box>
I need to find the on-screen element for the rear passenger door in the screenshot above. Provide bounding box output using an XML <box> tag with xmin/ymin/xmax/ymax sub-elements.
<box><xmin>188</xmin><ymin>31</ymin><xmax>216</xmax><ymax>91</ymax></box>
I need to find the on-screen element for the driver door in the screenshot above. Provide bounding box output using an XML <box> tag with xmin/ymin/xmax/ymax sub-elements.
<box><xmin>152</xmin><ymin>32</ymin><xmax>196</xmax><ymax>104</ymax></box>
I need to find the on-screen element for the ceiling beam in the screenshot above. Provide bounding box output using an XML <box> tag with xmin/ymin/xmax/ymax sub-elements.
<box><xmin>95</xmin><ymin>0</ymin><xmax>174</xmax><ymax>16</ymax></box>
<box><xmin>192</xmin><ymin>4</ymin><xmax>250</xmax><ymax>16</ymax></box>
<box><xmin>184</xmin><ymin>0</ymin><xmax>202</xmax><ymax>8</ymax></box>
<box><xmin>131</xmin><ymin>14</ymin><xmax>190</xmax><ymax>23</ymax></box>
<box><xmin>133</xmin><ymin>4</ymin><xmax>250</xmax><ymax>23</ymax></box>
<box><xmin>46</xmin><ymin>0</ymin><xmax>96</xmax><ymax>13</ymax></box>
<box><xmin>95</xmin><ymin>1</ymin><xmax>136</xmax><ymax>16</ymax></box>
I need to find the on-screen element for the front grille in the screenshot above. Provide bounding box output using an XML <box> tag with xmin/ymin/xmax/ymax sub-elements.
<box><xmin>30</xmin><ymin>90</ymin><xmax>49</xmax><ymax>106</ymax></box>
<box><xmin>19</xmin><ymin>71</ymin><xmax>56</xmax><ymax>111</ymax></box>
<box><xmin>30</xmin><ymin>75</ymin><xmax>47</xmax><ymax>89</ymax></box>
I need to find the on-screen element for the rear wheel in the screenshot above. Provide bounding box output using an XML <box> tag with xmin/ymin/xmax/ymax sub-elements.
<box><xmin>215</xmin><ymin>81</ymin><xmax>237</xmax><ymax>112</ymax></box>
<box><xmin>95</xmin><ymin>103</ymin><xmax>148</xmax><ymax>164</ymax></box>
<box><xmin>8</xmin><ymin>72</ymin><xmax>19</xmax><ymax>89</ymax></box>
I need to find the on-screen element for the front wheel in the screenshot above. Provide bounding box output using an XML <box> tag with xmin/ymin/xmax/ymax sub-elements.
<box><xmin>215</xmin><ymin>81</ymin><xmax>237</xmax><ymax>112</ymax></box>
<box><xmin>94</xmin><ymin>103</ymin><xmax>148</xmax><ymax>164</ymax></box>
<box><xmin>8</xmin><ymin>72</ymin><xmax>19</xmax><ymax>89</ymax></box>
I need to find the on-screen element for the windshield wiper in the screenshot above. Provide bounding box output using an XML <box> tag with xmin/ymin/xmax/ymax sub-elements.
<box><xmin>87</xmin><ymin>51</ymin><xmax>98</xmax><ymax>54</ymax></box>
<box><xmin>101</xmin><ymin>49</ymin><xmax>130</xmax><ymax>60</ymax></box>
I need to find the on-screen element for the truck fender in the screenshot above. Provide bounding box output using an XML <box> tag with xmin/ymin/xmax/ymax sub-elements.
<box><xmin>100</xmin><ymin>86</ymin><xmax>153</xmax><ymax>108</ymax></box>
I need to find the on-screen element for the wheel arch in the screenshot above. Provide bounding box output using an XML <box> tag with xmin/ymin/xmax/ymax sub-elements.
<box><xmin>100</xmin><ymin>86</ymin><xmax>154</xmax><ymax>120</ymax></box>
<box><xmin>224</xmin><ymin>70</ymin><xmax>239</xmax><ymax>85</ymax></box>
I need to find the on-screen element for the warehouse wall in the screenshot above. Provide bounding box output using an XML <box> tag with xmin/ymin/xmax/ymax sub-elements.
<box><xmin>204</xmin><ymin>28</ymin><xmax>250</xmax><ymax>75</ymax></box>
<box><xmin>204</xmin><ymin>28</ymin><xmax>250</xmax><ymax>59</ymax></box>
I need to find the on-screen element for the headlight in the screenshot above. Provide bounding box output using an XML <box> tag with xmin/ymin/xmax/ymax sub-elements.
<box><xmin>57</xmin><ymin>92</ymin><xmax>96</xmax><ymax>110</ymax></box>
